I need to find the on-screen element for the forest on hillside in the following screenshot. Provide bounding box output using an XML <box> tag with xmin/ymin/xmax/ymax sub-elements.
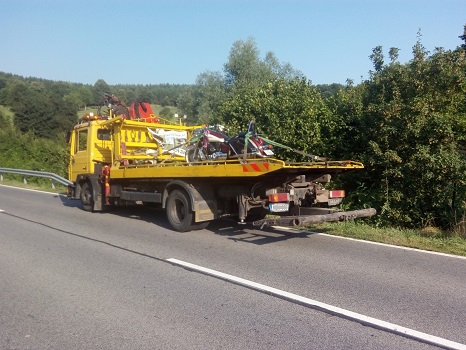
<box><xmin>1</xmin><ymin>28</ymin><xmax>466</xmax><ymax>232</ymax></box>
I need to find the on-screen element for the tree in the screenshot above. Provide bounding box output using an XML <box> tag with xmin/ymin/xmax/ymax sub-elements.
<box><xmin>7</xmin><ymin>79</ymin><xmax>78</xmax><ymax>138</ymax></box>
<box><xmin>77</xmin><ymin>86</ymin><xmax>93</xmax><ymax>109</ymax></box>
<box><xmin>223</xmin><ymin>37</ymin><xmax>301</xmax><ymax>89</ymax></box>
<box><xmin>93</xmin><ymin>79</ymin><xmax>110</xmax><ymax>105</ymax></box>
<box><xmin>388</xmin><ymin>47</ymin><xmax>400</xmax><ymax>63</ymax></box>
<box><xmin>63</xmin><ymin>91</ymin><xmax>83</xmax><ymax>110</ymax></box>
<box><xmin>219</xmin><ymin>78</ymin><xmax>333</xmax><ymax>160</ymax></box>
<box><xmin>459</xmin><ymin>24</ymin><xmax>466</xmax><ymax>50</ymax></box>
<box><xmin>0</xmin><ymin>110</ymin><xmax>8</xmax><ymax>128</ymax></box>
<box><xmin>331</xmin><ymin>44</ymin><xmax>466</xmax><ymax>229</ymax></box>
<box><xmin>369</xmin><ymin>46</ymin><xmax>384</xmax><ymax>72</ymax></box>
<box><xmin>159</xmin><ymin>107</ymin><xmax>172</xmax><ymax>119</ymax></box>
<box><xmin>176</xmin><ymin>86</ymin><xmax>197</xmax><ymax>124</ymax></box>
<box><xmin>224</xmin><ymin>37</ymin><xmax>269</xmax><ymax>87</ymax></box>
<box><xmin>316</xmin><ymin>83</ymin><xmax>344</xmax><ymax>99</ymax></box>
<box><xmin>179</xmin><ymin>37</ymin><xmax>303</xmax><ymax>125</ymax></box>
<box><xmin>0</xmin><ymin>78</ymin><xmax>7</xmax><ymax>105</ymax></box>
<box><xmin>9</xmin><ymin>81</ymin><xmax>51</xmax><ymax>137</ymax></box>
<box><xmin>194</xmin><ymin>71</ymin><xmax>227</xmax><ymax>124</ymax></box>
<box><xmin>264</xmin><ymin>51</ymin><xmax>303</xmax><ymax>80</ymax></box>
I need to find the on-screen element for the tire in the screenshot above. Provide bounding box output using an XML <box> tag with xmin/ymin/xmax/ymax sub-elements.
<box><xmin>80</xmin><ymin>182</ymin><xmax>94</xmax><ymax>212</ymax></box>
<box><xmin>166</xmin><ymin>189</ymin><xmax>194</xmax><ymax>232</ymax></box>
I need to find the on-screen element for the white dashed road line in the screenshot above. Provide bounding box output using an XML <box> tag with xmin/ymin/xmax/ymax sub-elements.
<box><xmin>167</xmin><ymin>258</ymin><xmax>466</xmax><ymax>350</ymax></box>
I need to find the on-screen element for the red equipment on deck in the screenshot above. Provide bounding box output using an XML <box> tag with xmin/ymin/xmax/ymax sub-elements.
<box><xmin>129</xmin><ymin>101</ymin><xmax>160</xmax><ymax>123</ymax></box>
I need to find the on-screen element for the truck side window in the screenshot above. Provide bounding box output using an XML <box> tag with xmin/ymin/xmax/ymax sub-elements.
<box><xmin>77</xmin><ymin>129</ymin><xmax>88</xmax><ymax>153</ymax></box>
<box><xmin>97</xmin><ymin>129</ymin><xmax>111</xmax><ymax>140</ymax></box>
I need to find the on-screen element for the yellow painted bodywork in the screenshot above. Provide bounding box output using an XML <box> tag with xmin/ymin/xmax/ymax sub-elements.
<box><xmin>109</xmin><ymin>158</ymin><xmax>364</xmax><ymax>179</ymax></box>
<box><xmin>68</xmin><ymin>116</ymin><xmax>364</xmax><ymax>182</ymax></box>
<box><xmin>68</xmin><ymin>119</ymin><xmax>113</xmax><ymax>182</ymax></box>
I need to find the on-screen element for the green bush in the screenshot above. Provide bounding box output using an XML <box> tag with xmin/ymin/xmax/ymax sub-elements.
<box><xmin>0</xmin><ymin>123</ymin><xmax>68</xmax><ymax>179</ymax></box>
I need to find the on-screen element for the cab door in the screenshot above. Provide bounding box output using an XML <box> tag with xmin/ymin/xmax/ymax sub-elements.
<box><xmin>69</xmin><ymin>127</ymin><xmax>91</xmax><ymax>182</ymax></box>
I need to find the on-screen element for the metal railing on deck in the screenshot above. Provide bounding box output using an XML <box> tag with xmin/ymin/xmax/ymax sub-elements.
<box><xmin>0</xmin><ymin>168</ymin><xmax>73</xmax><ymax>188</ymax></box>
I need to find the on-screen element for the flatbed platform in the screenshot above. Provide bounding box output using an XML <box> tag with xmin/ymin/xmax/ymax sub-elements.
<box><xmin>109</xmin><ymin>158</ymin><xmax>364</xmax><ymax>179</ymax></box>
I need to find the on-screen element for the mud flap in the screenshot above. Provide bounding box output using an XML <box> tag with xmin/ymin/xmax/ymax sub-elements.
<box><xmin>191</xmin><ymin>186</ymin><xmax>217</xmax><ymax>222</ymax></box>
<box><xmin>88</xmin><ymin>176</ymin><xmax>103</xmax><ymax>211</ymax></box>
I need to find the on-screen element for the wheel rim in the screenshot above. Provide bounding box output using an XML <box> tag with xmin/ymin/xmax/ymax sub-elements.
<box><xmin>173</xmin><ymin>198</ymin><xmax>186</xmax><ymax>224</ymax></box>
<box><xmin>82</xmin><ymin>188</ymin><xmax>92</xmax><ymax>205</ymax></box>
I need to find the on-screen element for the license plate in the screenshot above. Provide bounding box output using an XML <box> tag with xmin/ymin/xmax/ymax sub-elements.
<box><xmin>269</xmin><ymin>203</ymin><xmax>289</xmax><ymax>212</ymax></box>
<box><xmin>328</xmin><ymin>198</ymin><xmax>343</xmax><ymax>206</ymax></box>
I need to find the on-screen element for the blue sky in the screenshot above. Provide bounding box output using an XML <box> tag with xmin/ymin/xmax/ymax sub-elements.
<box><xmin>1</xmin><ymin>0</ymin><xmax>465</xmax><ymax>86</ymax></box>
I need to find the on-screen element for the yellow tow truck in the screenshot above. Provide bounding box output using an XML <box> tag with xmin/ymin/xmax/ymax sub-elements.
<box><xmin>67</xmin><ymin>97</ymin><xmax>375</xmax><ymax>232</ymax></box>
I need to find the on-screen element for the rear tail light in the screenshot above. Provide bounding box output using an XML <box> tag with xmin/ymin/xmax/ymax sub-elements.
<box><xmin>329</xmin><ymin>190</ymin><xmax>345</xmax><ymax>198</ymax></box>
<box><xmin>268</xmin><ymin>193</ymin><xmax>290</xmax><ymax>202</ymax></box>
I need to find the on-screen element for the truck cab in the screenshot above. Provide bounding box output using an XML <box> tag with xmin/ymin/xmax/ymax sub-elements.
<box><xmin>68</xmin><ymin>116</ymin><xmax>112</xmax><ymax>184</ymax></box>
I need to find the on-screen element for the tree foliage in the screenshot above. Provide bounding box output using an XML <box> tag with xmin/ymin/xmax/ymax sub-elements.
<box><xmin>0</xmin><ymin>122</ymin><xmax>68</xmax><ymax>177</ymax></box>
<box><xmin>459</xmin><ymin>24</ymin><xmax>466</xmax><ymax>50</ymax></box>
<box><xmin>219</xmin><ymin>78</ymin><xmax>333</xmax><ymax>160</ymax></box>
<box><xmin>331</xmin><ymin>41</ymin><xmax>466</xmax><ymax>229</ymax></box>
<box><xmin>224</xmin><ymin>37</ymin><xmax>302</xmax><ymax>88</ymax></box>
<box><xmin>5</xmin><ymin>79</ymin><xmax>77</xmax><ymax>138</ymax></box>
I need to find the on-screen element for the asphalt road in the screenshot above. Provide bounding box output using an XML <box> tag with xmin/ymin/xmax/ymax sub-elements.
<box><xmin>1</xmin><ymin>185</ymin><xmax>466</xmax><ymax>350</ymax></box>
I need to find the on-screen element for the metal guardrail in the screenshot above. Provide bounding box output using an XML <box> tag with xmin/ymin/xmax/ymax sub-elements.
<box><xmin>0</xmin><ymin>167</ymin><xmax>73</xmax><ymax>188</ymax></box>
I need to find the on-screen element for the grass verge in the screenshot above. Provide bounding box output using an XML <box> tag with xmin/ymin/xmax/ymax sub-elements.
<box><xmin>308</xmin><ymin>221</ymin><xmax>466</xmax><ymax>257</ymax></box>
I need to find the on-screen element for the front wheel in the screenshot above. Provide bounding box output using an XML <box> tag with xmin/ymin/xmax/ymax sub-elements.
<box><xmin>166</xmin><ymin>189</ymin><xmax>195</xmax><ymax>232</ymax></box>
<box><xmin>80</xmin><ymin>182</ymin><xmax>94</xmax><ymax>212</ymax></box>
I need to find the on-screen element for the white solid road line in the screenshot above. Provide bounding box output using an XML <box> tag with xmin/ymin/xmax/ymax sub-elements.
<box><xmin>277</xmin><ymin>226</ymin><xmax>466</xmax><ymax>260</ymax></box>
<box><xmin>167</xmin><ymin>258</ymin><xmax>466</xmax><ymax>350</ymax></box>
<box><xmin>0</xmin><ymin>184</ymin><xmax>65</xmax><ymax>196</ymax></box>
<box><xmin>317</xmin><ymin>232</ymin><xmax>466</xmax><ymax>260</ymax></box>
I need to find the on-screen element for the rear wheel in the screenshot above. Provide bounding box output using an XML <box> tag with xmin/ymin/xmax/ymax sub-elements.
<box><xmin>166</xmin><ymin>189</ymin><xmax>194</xmax><ymax>232</ymax></box>
<box><xmin>80</xmin><ymin>182</ymin><xmax>94</xmax><ymax>212</ymax></box>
